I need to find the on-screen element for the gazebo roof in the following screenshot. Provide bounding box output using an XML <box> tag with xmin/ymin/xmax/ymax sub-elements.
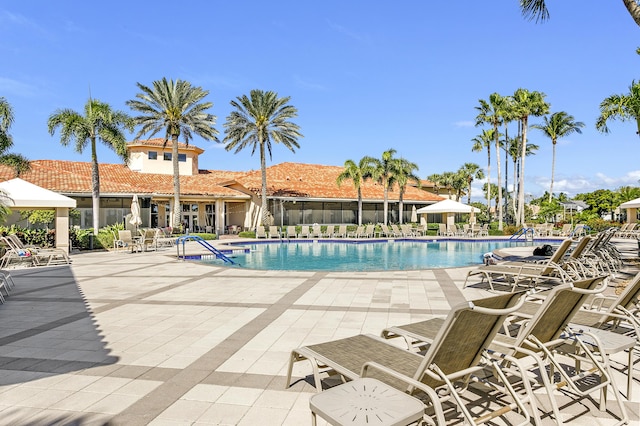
<box><xmin>0</xmin><ymin>178</ymin><xmax>76</xmax><ymax>208</ymax></box>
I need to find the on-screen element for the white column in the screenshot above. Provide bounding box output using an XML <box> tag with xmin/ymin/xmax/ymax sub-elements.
<box><xmin>215</xmin><ymin>200</ymin><xmax>225</xmax><ymax>235</ymax></box>
<box><xmin>55</xmin><ymin>207</ymin><xmax>70</xmax><ymax>253</ymax></box>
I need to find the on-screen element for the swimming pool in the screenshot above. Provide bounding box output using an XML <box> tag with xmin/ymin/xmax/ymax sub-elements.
<box><xmin>200</xmin><ymin>240</ymin><xmax>545</xmax><ymax>272</ymax></box>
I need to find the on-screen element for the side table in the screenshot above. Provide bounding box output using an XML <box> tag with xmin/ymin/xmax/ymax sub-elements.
<box><xmin>309</xmin><ymin>378</ymin><xmax>425</xmax><ymax>426</ymax></box>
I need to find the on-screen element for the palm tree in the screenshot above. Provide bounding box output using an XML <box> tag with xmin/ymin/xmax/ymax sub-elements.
<box><xmin>476</xmin><ymin>93</ymin><xmax>506</xmax><ymax>230</ymax></box>
<box><xmin>427</xmin><ymin>173</ymin><xmax>443</xmax><ymax>196</ymax></box>
<box><xmin>0</xmin><ymin>97</ymin><xmax>30</xmax><ymax>178</ymax></box>
<box><xmin>506</xmin><ymin>136</ymin><xmax>539</xmax><ymax>221</ymax></box>
<box><xmin>512</xmin><ymin>88</ymin><xmax>550</xmax><ymax>226</ymax></box>
<box><xmin>458</xmin><ymin>163</ymin><xmax>485</xmax><ymax>205</ymax></box>
<box><xmin>394</xmin><ymin>158</ymin><xmax>420</xmax><ymax>224</ymax></box>
<box><xmin>223</xmin><ymin>89</ymin><xmax>302</xmax><ymax>226</ymax></box>
<box><xmin>533</xmin><ymin>111</ymin><xmax>584</xmax><ymax>202</ymax></box>
<box><xmin>521</xmin><ymin>0</ymin><xmax>640</xmax><ymax>27</ymax></box>
<box><xmin>127</xmin><ymin>78</ymin><xmax>219</xmax><ymax>230</ymax></box>
<box><xmin>596</xmin><ymin>80</ymin><xmax>640</xmax><ymax>138</ymax></box>
<box><xmin>471</xmin><ymin>129</ymin><xmax>495</xmax><ymax>218</ymax></box>
<box><xmin>363</xmin><ymin>149</ymin><xmax>398</xmax><ymax>225</ymax></box>
<box><xmin>336</xmin><ymin>158</ymin><xmax>371</xmax><ymax>226</ymax></box>
<box><xmin>48</xmin><ymin>99</ymin><xmax>133</xmax><ymax>235</ymax></box>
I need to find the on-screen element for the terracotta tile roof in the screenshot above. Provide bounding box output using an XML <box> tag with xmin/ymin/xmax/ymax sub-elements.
<box><xmin>0</xmin><ymin>161</ymin><xmax>248</xmax><ymax>198</ymax></box>
<box><xmin>233</xmin><ymin>162</ymin><xmax>444</xmax><ymax>202</ymax></box>
<box><xmin>127</xmin><ymin>138</ymin><xmax>204</xmax><ymax>153</ymax></box>
<box><xmin>0</xmin><ymin>160</ymin><xmax>444</xmax><ymax>203</ymax></box>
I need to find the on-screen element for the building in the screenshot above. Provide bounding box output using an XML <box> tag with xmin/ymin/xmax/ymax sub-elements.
<box><xmin>0</xmin><ymin>139</ymin><xmax>444</xmax><ymax>233</ymax></box>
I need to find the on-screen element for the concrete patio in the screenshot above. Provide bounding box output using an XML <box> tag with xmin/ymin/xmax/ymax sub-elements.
<box><xmin>0</xmin><ymin>238</ymin><xmax>638</xmax><ymax>425</ymax></box>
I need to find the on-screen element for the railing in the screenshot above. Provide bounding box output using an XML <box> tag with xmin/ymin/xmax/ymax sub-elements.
<box><xmin>509</xmin><ymin>227</ymin><xmax>535</xmax><ymax>241</ymax></box>
<box><xmin>175</xmin><ymin>235</ymin><xmax>236</xmax><ymax>264</ymax></box>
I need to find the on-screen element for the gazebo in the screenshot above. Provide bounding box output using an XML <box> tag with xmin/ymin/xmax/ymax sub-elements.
<box><xmin>0</xmin><ymin>178</ymin><xmax>76</xmax><ymax>253</ymax></box>
<box><xmin>416</xmin><ymin>199</ymin><xmax>480</xmax><ymax>227</ymax></box>
<box><xmin>619</xmin><ymin>197</ymin><xmax>640</xmax><ymax>223</ymax></box>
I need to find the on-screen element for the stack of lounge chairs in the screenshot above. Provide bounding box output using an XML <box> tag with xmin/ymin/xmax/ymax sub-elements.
<box><xmin>0</xmin><ymin>234</ymin><xmax>71</xmax><ymax>268</ymax></box>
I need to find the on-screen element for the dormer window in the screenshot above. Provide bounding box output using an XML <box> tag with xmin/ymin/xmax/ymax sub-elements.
<box><xmin>163</xmin><ymin>153</ymin><xmax>172</xmax><ymax>161</ymax></box>
<box><xmin>148</xmin><ymin>151</ymin><xmax>157</xmax><ymax>160</ymax></box>
<box><xmin>178</xmin><ymin>153</ymin><xmax>186</xmax><ymax>162</ymax></box>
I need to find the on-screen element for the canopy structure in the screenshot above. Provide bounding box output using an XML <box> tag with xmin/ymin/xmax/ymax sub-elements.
<box><xmin>0</xmin><ymin>178</ymin><xmax>76</xmax><ymax>253</ymax></box>
<box><xmin>619</xmin><ymin>197</ymin><xmax>640</xmax><ymax>223</ymax></box>
<box><xmin>416</xmin><ymin>199</ymin><xmax>480</xmax><ymax>227</ymax></box>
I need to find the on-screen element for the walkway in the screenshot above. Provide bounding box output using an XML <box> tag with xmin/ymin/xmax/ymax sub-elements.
<box><xmin>0</xmin><ymin>239</ymin><xmax>638</xmax><ymax>425</ymax></box>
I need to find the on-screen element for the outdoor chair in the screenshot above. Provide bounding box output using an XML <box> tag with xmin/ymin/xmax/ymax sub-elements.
<box><xmin>268</xmin><ymin>226</ymin><xmax>281</xmax><ymax>239</ymax></box>
<box><xmin>311</xmin><ymin>224</ymin><xmax>322</xmax><ymax>238</ymax></box>
<box><xmin>347</xmin><ymin>225</ymin><xmax>365</xmax><ymax>238</ymax></box>
<box><xmin>118</xmin><ymin>230</ymin><xmax>142</xmax><ymax>253</ymax></box>
<box><xmin>287</xmin><ymin>292</ymin><xmax>539</xmax><ymax>426</ymax></box>
<box><xmin>138</xmin><ymin>228</ymin><xmax>156</xmax><ymax>251</ymax></box>
<box><xmin>363</xmin><ymin>224</ymin><xmax>375</xmax><ymax>238</ymax></box>
<box><xmin>334</xmin><ymin>225</ymin><xmax>347</xmax><ymax>238</ymax></box>
<box><xmin>437</xmin><ymin>223</ymin><xmax>448</xmax><ymax>236</ymax></box>
<box><xmin>111</xmin><ymin>230</ymin><xmax>126</xmax><ymax>252</ymax></box>
<box><xmin>298</xmin><ymin>225</ymin><xmax>311</xmax><ymax>238</ymax></box>
<box><xmin>383</xmin><ymin>276</ymin><xmax>629</xmax><ymax>425</ymax></box>
<box><xmin>400</xmin><ymin>224</ymin><xmax>415</xmax><ymax>237</ymax></box>
<box><xmin>554</xmin><ymin>223</ymin><xmax>573</xmax><ymax>237</ymax></box>
<box><xmin>390</xmin><ymin>224</ymin><xmax>403</xmax><ymax>237</ymax></box>
<box><xmin>323</xmin><ymin>225</ymin><xmax>335</xmax><ymax>238</ymax></box>
<box><xmin>153</xmin><ymin>228</ymin><xmax>176</xmax><ymax>249</ymax></box>
<box><xmin>3</xmin><ymin>234</ymin><xmax>71</xmax><ymax>266</ymax></box>
<box><xmin>463</xmin><ymin>238</ymin><xmax>574</xmax><ymax>292</ymax></box>
<box><xmin>255</xmin><ymin>225</ymin><xmax>268</xmax><ymax>239</ymax></box>
<box><xmin>285</xmin><ymin>226</ymin><xmax>297</xmax><ymax>239</ymax></box>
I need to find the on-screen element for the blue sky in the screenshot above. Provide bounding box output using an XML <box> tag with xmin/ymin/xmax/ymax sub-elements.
<box><xmin>1</xmin><ymin>1</ymin><xmax>638</xmax><ymax>200</ymax></box>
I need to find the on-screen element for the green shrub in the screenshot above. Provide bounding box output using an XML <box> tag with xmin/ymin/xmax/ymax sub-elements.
<box><xmin>239</xmin><ymin>231</ymin><xmax>255</xmax><ymax>238</ymax></box>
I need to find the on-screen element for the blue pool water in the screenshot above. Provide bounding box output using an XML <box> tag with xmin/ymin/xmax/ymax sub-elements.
<box><xmin>201</xmin><ymin>240</ymin><xmax>542</xmax><ymax>272</ymax></box>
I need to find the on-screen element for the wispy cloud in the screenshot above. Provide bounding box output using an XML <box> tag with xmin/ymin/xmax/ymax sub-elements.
<box><xmin>530</xmin><ymin>169</ymin><xmax>640</xmax><ymax>197</ymax></box>
<box><xmin>327</xmin><ymin>20</ymin><xmax>369</xmax><ymax>43</ymax></box>
<box><xmin>293</xmin><ymin>75</ymin><xmax>327</xmax><ymax>91</ymax></box>
<box><xmin>0</xmin><ymin>10</ymin><xmax>50</xmax><ymax>38</ymax></box>
<box><xmin>0</xmin><ymin>76</ymin><xmax>38</xmax><ymax>97</ymax></box>
<box><xmin>454</xmin><ymin>120</ymin><xmax>474</xmax><ymax>128</ymax></box>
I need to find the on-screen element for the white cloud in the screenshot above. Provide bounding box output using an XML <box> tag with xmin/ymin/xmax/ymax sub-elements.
<box><xmin>454</xmin><ymin>120</ymin><xmax>474</xmax><ymax>128</ymax></box>
<box><xmin>0</xmin><ymin>76</ymin><xmax>37</xmax><ymax>97</ymax></box>
<box><xmin>293</xmin><ymin>75</ymin><xmax>327</xmax><ymax>91</ymax></box>
<box><xmin>327</xmin><ymin>20</ymin><xmax>369</xmax><ymax>43</ymax></box>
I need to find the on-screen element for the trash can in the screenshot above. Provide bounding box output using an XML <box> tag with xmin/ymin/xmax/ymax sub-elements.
<box><xmin>89</xmin><ymin>234</ymin><xmax>94</xmax><ymax>250</ymax></box>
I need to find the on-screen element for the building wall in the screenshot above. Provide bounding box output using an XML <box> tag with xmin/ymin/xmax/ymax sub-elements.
<box><xmin>128</xmin><ymin>148</ymin><xmax>197</xmax><ymax>175</ymax></box>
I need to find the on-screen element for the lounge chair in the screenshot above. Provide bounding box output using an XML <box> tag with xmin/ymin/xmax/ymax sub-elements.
<box><xmin>363</xmin><ymin>224</ymin><xmax>375</xmax><ymax>238</ymax></box>
<box><xmin>118</xmin><ymin>230</ymin><xmax>143</xmax><ymax>253</ymax></box>
<box><xmin>268</xmin><ymin>226</ymin><xmax>281</xmax><ymax>239</ymax></box>
<box><xmin>153</xmin><ymin>228</ymin><xmax>176</xmax><ymax>248</ymax></box>
<box><xmin>311</xmin><ymin>224</ymin><xmax>322</xmax><ymax>238</ymax></box>
<box><xmin>400</xmin><ymin>224</ymin><xmax>414</xmax><ymax>237</ymax></box>
<box><xmin>334</xmin><ymin>225</ymin><xmax>347</xmax><ymax>238</ymax></box>
<box><xmin>437</xmin><ymin>223</ymin><xmax>448</xmax><ymax>236</ymax></box>
<box><xmin>138</xmin><ymin>228</ymin><xmax>156</xmax><ymax>251</ymax></box>
<box><xmin>323</xmin><ymin>225</ymin><xmax>335</xmax><ymax>238</ymax></box>
<box><xmin>390</xmin><ymin>224</ymin><xmax>403</xmax><ymax>237</ymax></box>
<box><xmin>255</xmin><ymin>225</ymin><xmax>268</xmax><ymax>239</ymax></box>
<box><xmin>111</xmin><ymin>230</ymin><xmax>126</xmax><ymax>252</ymax></box>
<box><xmin>347</xmin><ymin>225</ymin><xmax>364</xmax><ymax>238</ymax></box>
<box><xmin>287</xmin><ymin>292</ymin><xmax>539</xmax><ymax>425</ymax></box>
<box><xmin>285</xmin><ymin>225</ymin><xmax>297</xmax><ymax>239</ymax></box>
<box><xmin>383</xmin><ymin>276</ymin><xmax>629</xmax><ymax>425</ymax></box>
<box><xmin>298</xmin><ymin>225</ymin><xmax>311</xmax><ymax>238</ymax></box>
<box><xmin>3</xmin><ymin>234</ymin><xmax>71</xmax><ymax>266</ymax></box>
<box><xmin>553</xmin><ymin>223</ymin><xmax>573</xmax><ymax>237</ymax></box>
<box><xmin>463</xmin><ymin>238</ymin><xmax>574</xmax><ymax>291</ymax></box>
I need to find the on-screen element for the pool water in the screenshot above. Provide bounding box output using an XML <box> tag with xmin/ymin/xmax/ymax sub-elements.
<box><xmin>202</xmin><ymin>240</ymin><xmax>541</xmax><ymax>272</ymax></box>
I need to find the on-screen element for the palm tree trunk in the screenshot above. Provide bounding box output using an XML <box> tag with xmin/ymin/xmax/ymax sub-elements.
<box><xmin>623</xmin><ymin>0</ymin><xmax>640</xmax><ymax>26</ymax></box>
<box><xmin>383</xmin><ymin>183</ymin><xmax>389</xmax><ymax>225</ymax></box>
<box><xmin>398</xmin><ymin>190</ymin><xmax>404</xmax><ymax>224</ymax></box>
<box><xmin>171</xmin><ymin>135</ymin><xmax>181</xmax><ymax>230</ymax></box>
<box><xmin>495</xmin><ymin>126</ymin><xmax>503</xmax><ymax>231</ymax></box>
<box><xmin>549</xmin><ymin>140</ymin><xmax>556</xmax><ymax>203</ymax></box>
<box><xmin>357</xmin><ymin>188</ymin><xmax>363</xmax><ymax>226</ymax></box>
<box><xmin>90</xmin><ymin>137</ymin><xmax>100</xmax><ymax>235</ymax></box>
<box><xmin>486</xmin><ymin>145</ymin><xmax>491</xmax><ymax>222</ymax></box>
<box><xmin>517</xmin><ymin>117</ymin><xmax>529</xmax><ymax>226</ymax></box>
<box><xmin>260</xmin><ymin>140</ymin><xmax>268</xmax><ymax>226</ymax></box>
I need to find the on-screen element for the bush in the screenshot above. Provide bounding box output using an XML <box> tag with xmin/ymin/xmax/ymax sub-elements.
<box><xmin>239</xmin><ymin>231</ymin><xmax>255</xmax><ymax>238</ymax></box>
<box><xmin>583</xmin><ymin>218</ymin><xmax>618</xmax><ymax>233</ymax></box>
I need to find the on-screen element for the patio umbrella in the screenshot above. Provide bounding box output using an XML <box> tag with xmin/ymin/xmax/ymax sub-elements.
<box><xmin>129</xmin><ymin>194</ymin><xmax>142</xmax><ymax>230</ymax></box>
<box><xmin>410</xmin><ymin>205</ymin><xmax>418</xmax><ymax>223</ymax></box>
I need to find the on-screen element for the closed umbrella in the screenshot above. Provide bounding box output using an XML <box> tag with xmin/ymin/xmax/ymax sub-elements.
<box><xmin>130</xmin><ymin>194</ymin><xmax>142</xmax><ymax>231</ymax></box>
<box><xmin>410</xmin><ymin>205</ymin><xmax>418</xmax><ymax>223</ymax></box>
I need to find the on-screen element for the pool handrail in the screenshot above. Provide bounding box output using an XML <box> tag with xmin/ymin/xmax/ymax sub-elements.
<box><xmin>176</xmin><ymin>235</ymin><xmax>236</xmax><ymax>264</ymax></box>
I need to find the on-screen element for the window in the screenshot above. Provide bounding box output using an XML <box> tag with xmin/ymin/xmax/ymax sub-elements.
<box><xmin>148</xmin><ymin>151</ymin><xmax>157</xmax><ymax>160</ymax></box>
<box><xmin>163</xmin><ymin>152</ymin><xmax>172</xmax><ymax>161</ymax></box>
<box><xmin>178</xmin><ymin>153</ymin><xmax>186</xmax><ymax>162</ymax></box>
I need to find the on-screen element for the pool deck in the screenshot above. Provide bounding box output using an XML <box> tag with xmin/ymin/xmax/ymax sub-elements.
<box><xmin>0</xmin><ymin>237</ymin><xmax>638</xmax><ymax>425</ymax></box>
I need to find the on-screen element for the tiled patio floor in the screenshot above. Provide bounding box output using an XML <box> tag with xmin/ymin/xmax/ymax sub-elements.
<box><xmin>0</xmin><ymin>238</ymin><xmax>638</xmax><ymax>425</ymax></box>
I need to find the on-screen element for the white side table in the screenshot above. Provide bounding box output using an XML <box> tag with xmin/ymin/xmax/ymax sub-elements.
<box><xmin>309</xmin><ymin>378</ymin><xmax>425</xmax><ymax>426</ymax></box>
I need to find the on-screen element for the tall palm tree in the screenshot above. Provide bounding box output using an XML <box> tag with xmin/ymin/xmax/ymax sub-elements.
<box><xmin>394</xmin><ymin>158</ymin><xmax>420</xmax><ymax>224</ymax></box>
<box><xmin>596</xmin><ymin>80</ymin><xmax>640</xmax><ymax>138</ymax></box>
<box><xmin>0</xmin><ymin>97</ymin><xmax>30</xmax><ymax>178</ymax></box>
<box><xmin>48</xmin><ymin>99</ymin><xmax>133</xmax><ymax>235</ymax></box>
<box><xmin>363</xmin><ymin>149</ymin><xmax>398</xmax><ymax>225</ymax></box>
<box><xmin>127</xmin><ymin>78</ymin><xmax>219</xmax><ymax>230</ymax></box>
<box><xmin>336</xmin><ymin>158</ymin><xmax>371</xmax><ymax>226</ymax></box>
<box><xmin>512</xmin><ymin>88</ymin><xmax>550</xmax><ymax>226</ymax></box>
<box><xmin>471</xmin><ymin>129</ymin><xmax>495</xmax><ymax>218</ymax></box>
<box><xmin>223</xmin><ymin>89</ymin><xmax>302</xmax><ymax>226</ymax></box>
<box><xmin>506</xmin><ymin>136</ymin><xmax>539</xmax><ymax>220</ymax></box>
<box><xmin>521</xmin><ymin>0</ymin><xmax>640</xmax><ymax>27</ymax></box>
<box><xmin>458</xmin><ymin>163</ymin><xmax>485</xmax><ymax>205</ymax></box>
<box><xmin>476</xmin><ymin>93</ymin><xmax>506</xmax><ymax>230</ymax></box>
<box><xmin>533</xmin><ymin>111</ymin><xmax>584</xmax><ymax>202</ymax></box>
<box><xmin>427</xmin><ymin>173</ymin><xmax>443</xmax><ymax>196</ymax></box>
